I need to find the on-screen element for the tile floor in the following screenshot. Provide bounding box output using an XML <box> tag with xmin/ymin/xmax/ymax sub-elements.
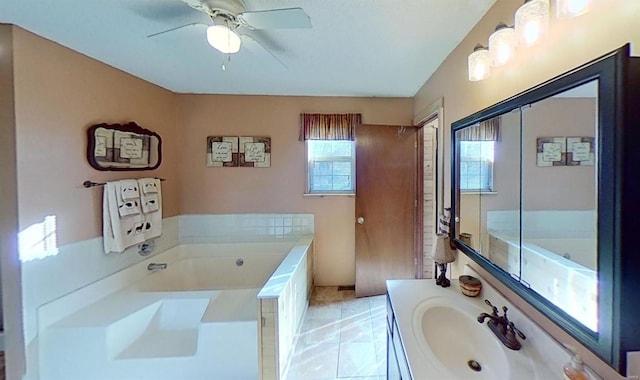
<box><xmin>286</xmin><ymin>287</ymin><xmax>387</xmax><ymax>380</ymax></box>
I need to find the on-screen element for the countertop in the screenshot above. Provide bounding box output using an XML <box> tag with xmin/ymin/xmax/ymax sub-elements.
<box><xmin>386</xmin><ymin>272</ymin><xmax>562</xmax><ymax>380</ymax></box>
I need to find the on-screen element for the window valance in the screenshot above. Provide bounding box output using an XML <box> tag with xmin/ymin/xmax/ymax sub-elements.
<box><xmin>458</xmin><ymin>117</ymin><xmax>500</xmax><ymax>141</ymax></box>
<box><xmin>299</xmin><ymin>113</ymin><xmax>362</xmax><ymax>141</ymax></box>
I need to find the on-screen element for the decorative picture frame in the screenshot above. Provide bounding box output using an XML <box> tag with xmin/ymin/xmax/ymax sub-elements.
<box><xmin>239</xmin><ymin>136</ymin><xmax>271</xmax><ymax>168</ymax></box>
<box><xmin>566</xmin><ymin>136</ymin><xmax>595</xmax><ymax>166</ymax></box>
<box><xmin>206</xmin><ymin>136</ymin><xmax>239</xmax><ymax>167</ymax></box>
<box><xmin>206</xmin><ymin>136</ymin><xmax>271</xmax><ymax>167</ymax></box>
<box><xmin>87</xmin><ymin>122</ymin><xmax>161</xmax><ymax>171</ymax></box>
<box><xmin>536</xmin><ymin>137</ymin><xmax>566</xmax><ymax>166</ymax></box>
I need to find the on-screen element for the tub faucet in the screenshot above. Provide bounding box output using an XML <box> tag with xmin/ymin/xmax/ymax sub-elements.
<box><xmin>477</xmin><ymin>299</ymin><xmax>526</xmax><ymax>350</ymax></box>
<box><xmin>147</xmin><ymin>262</ymin><xmax>167</xmax><ymax>271</ymax></box>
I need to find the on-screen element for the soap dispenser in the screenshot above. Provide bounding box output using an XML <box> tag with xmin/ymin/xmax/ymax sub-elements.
<box><xmin>563</xmin><ymin>346</ymin><xmax>591</xmax><ymax>380</ymax></box>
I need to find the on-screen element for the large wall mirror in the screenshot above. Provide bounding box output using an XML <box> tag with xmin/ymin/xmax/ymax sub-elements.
<box><xmin>451</xmin><ymin>45</ymin><xmax>640</xmax><ymax>375</ymax></box>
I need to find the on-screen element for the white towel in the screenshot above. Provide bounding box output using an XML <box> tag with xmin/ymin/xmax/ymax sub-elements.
<box><xmin>139</xmin><ymin>177</ymin><xmax>159</xmax><ymax>194</ymax></box>
<box><xmin>141</xmin><ymin>193</ymin><xmax>159</xmax><ymax>213</ymax></box>
<box><xmin>120</xmin><ymin>179</ymin><xmax>140</xmax><ymax>199</ymax></box>
<box><xmin>137</xmin><ymin>177</ymin><xmax>162</xmax><ymax>239</ymax></box>
<box><xmin>103</xmin><ymin>178</ymin><xmax>163</xmax><ymax>254</ymax></box>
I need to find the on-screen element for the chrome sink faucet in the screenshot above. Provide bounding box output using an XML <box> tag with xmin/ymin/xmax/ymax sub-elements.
<box><xmin>147</xmin><ymin>262</ymin><xmax>168</xmax><ymax>271</ymax></box>
<box><xmin>477</xmin><ymin>299</ymin><xmax>526</xmax><ymax>350</ymax></box>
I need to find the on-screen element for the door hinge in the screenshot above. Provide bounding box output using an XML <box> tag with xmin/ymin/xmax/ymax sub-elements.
<box><xmin>261</xmin><ymin>317</ymin><xmax>266</xmax><ymax>327</ymax></box>
<box><xmin>414</xmin><ymin>199</ymin><xmax>418</xmax><ymax>208</ymax></box>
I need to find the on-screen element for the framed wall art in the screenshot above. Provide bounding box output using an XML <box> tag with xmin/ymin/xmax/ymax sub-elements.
<box><xmin>206</xmin><ymin>136</ymin><xmax>239</xmax><ymax>167</ymax></box>
<box><xmin>206</xmin><ymin>136</ymin><xmax>271</xmax><ymax>168</ymax></box>
<box><xmin>239</xmin><ymin>136</ymin><xmax>271</xmax><ymax>168</ymax></box>
<box><xmin>566</xmin><ymin>136</ymin><xmax>595</xmax><ymax>166</ymax></box>
<box><xmin>536</xmin><ymin>136</ymin><xmax>566</xmax><ymax>166</ymax></box>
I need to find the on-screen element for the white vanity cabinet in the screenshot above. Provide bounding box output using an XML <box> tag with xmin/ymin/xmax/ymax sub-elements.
<box><xmin>386</xmin><ymin>295</ymin><xmax>412</xmax><ymax>380</ymax></box>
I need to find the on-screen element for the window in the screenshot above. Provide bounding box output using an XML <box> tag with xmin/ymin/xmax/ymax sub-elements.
<box><xmin>306</xmin><ymin>140</ymin><xmax>355</xmax><ymax>194</ymax></box>
<box><xmin>459</xmin><ymin>141</ymin><xmax>494</xmax><ymax>192</ymax></box>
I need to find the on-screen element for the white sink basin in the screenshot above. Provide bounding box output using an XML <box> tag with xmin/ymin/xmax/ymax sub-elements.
<box><xmin>412</xmin><ymin>296</ymin><xmax>533</xmax><ymax>379</ymax></box>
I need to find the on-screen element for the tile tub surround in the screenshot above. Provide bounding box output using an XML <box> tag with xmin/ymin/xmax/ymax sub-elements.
<box><xmin>259</xmin><ymin>237</ymin><xmax>314</xmax><ymax>380</ymax></box>
<box><xmin>179</xmin><ymin>214</ymin><xmax>315</xmax><ymax>244</ymax></box>
<box><xmin>386</xmin><ymin>266</ymin><xmax>602</xmax><ymax>380</ymax></box>
<box><xmin>37</xmin><ymin>238</ymin><xmax>313</xmax><ymax>380</ymax></box>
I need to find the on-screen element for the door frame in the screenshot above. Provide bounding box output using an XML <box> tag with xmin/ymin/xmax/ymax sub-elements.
<box><xmin>414</xmin><ymin>99</ymin><xmax>444</xmax><ymax>279</ymax></box>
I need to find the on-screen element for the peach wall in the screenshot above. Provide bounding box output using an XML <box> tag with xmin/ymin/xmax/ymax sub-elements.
<box><xmin>12</xmin><ymin>27</ymin><xmax>179</xmax><ymax>246</ymax></box>
<box><xmin>522</xmin><ymin>98</ymin><xmax>596</xmax><ymax>210</ymax></box>
<box><xmin>413</xmin><ymin>1</ymin><xmax>640</xmax><ymax>378</ymax></box>
<box><xmin>0</xmin><ymin>24</ymin><xmax>26</xmax><ymax>380</ymax></box>
<box><xmin>177</xmin><ymin>95</ymin><xmax>413</xmax><ymax>285</ymax></box>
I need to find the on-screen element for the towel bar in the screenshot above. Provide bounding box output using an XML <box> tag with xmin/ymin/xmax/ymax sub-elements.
<box><xmin>83</xmin><ymin>178</ymin><xmax>166</xmax><ymax>188</ymax></box>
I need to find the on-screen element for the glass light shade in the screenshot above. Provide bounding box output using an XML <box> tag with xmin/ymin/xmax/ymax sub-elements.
<box><xmin>556</xmin><ymin>0</ymin><xmax>592</xmax><ymax>18</ymax></box>
<box><xmin>431</xmin><ymin>233</ymin><xmax>456</xmax><ymax>264</ymax></box>
<box><xmin>206</xmin><ymin>25</ymin><xmax>241</xmax><ymax>54</ymax></box>
<box><xmin>468</xmin><ymin>44</ymin><xmax>491</xmax><ymax>81</ymax></box>
<box><xmin>515</xmin><ymin>0</ymin><xmax>550</xmax><ymax>47</ymax></box>
<box><xmin>489</xmin><ymin>23</ymin><xmax>517</xmax><ymax>67</ymax></box>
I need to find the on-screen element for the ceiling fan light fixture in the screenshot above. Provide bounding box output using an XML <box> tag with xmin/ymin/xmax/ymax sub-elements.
<box><xmin>206</xmin><ymin>24</ymin><xmax>241</xmax><ymax>54</ymax></box>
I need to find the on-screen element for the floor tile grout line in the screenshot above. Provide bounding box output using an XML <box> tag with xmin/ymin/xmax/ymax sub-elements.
<box><xmin>287</xmin><ymin>287</ymin><xmax>387</xmax><ymax>380</ymax></box>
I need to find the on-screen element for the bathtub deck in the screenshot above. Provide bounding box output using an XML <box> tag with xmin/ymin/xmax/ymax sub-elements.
<box><xmin>203</xmin><ymin>288</ymin><xmax>259</xmax><ymax>322</ymax></box>
<box><xmin>40</xmin><ymin>288</ymin><xmax>261</xmax><ymax>379</ymax></box>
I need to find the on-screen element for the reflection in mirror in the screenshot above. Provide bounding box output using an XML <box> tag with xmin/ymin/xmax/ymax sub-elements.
<box><xmin>521</xmin><ymin>80</ymin><xmax>598</xmax><ymax>332</ymax></box>
<box><xmin>481</xmin><ymin>112</ymin><xmax>521</xmax><ymax>279</ymax></box>
<box><xmin>456</xmin><ymin>128</ymin><xmax>481</xmax><ymax>255</ymax></box>
<box><xmin>456</xmin><ymin>112</ymin><xmax>521</xmax><ymax>278</ymax></box>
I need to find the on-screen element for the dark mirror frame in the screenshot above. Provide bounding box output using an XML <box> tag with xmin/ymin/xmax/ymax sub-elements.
<box><xmin>87</xmin><ymin>122</ymin><xmax>162</xmax><ymax>171</ymax></box>
<box><xmin>451</xmin><ymin>44</ymin><xmax>640</xmax><ymax>375</ymax></box>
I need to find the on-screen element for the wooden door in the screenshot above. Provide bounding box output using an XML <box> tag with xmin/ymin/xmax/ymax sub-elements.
<box><xmin>355</xmin><ymin>124</ymin><xmax>417</xmax><ymax>297</ymax></box>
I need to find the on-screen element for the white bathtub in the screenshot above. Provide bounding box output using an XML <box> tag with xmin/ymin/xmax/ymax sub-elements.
<box><xmin>137</xmin><ymin>243</ymin><xmax>290</xmax><ymax>291</ymax></box>
<box><xmin>37</xmin><ymin>238</ymin><xmax>313</xmax><ymax>380</ymax></box>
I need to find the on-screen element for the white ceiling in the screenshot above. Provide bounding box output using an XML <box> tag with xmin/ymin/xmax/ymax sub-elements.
<box><xmin>0</xmin><ymin>0</ymin><xmax>495</xmax><ymax>97</ymax></box>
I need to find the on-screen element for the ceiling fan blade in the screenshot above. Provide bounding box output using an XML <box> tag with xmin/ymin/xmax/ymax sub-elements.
<box><xmin>238</xmin><ymin>8</ymin><xmax>311</xmax><ymax>29</ymax></box>
<box><xmin>179</xmin><ymin>0</ymin><xmax>215</xmax><ymax>17</ymax></box>
<box><xmin>147</xmin><ymin>22</ymin><xmax>208</xmax><ymax>38</ymax></box>
<box><xmin>239</xmin><ymin>34</ymin><xmax>287</xmax><ymax>71</ymax></box>
<box><xmin>125</xmin><ymin>0</ymin><xmax>195</xmax><ymax>22</ymax></box>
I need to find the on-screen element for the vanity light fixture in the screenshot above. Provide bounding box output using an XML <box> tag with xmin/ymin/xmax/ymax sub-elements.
<box><xmin>489</xmin><ymin>22</ymin><xmax>517</xmax><ymax>67</ymax></box>
<box><xmin>556</xmin><ymin>0</ymin><xmax>592</xmax><ymax>19</ymax></box>
<box><xmin>206</xmin><ymin>23</ymin><xmax>241</xmax><ymax>54</ymax></box>
<box><xmin>431</xmin><ymin>233</ymin><xmax>456</xmax><ymax>288</ymax></box>
<box><xmin>515</xmin><ymin>0</ymin><xmax>550</xmax><ymax>47</ymax></box>
<box><xmin>468</xmin><ymin>44</ymin><xmax>492</xmax><ymax>81</ymax></box>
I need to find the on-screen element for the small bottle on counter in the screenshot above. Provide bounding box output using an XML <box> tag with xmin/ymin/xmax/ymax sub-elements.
<box><xmin>563</xmin><ymin>347</ymin><xmax>591</xmax><ymax>380</ymax></box>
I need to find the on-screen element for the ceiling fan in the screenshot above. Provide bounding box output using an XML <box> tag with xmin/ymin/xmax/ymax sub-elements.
<box><xmin>148</xmin><ymin>0</ymin><xmax>312</xmax><ymax>68</ymax></box>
